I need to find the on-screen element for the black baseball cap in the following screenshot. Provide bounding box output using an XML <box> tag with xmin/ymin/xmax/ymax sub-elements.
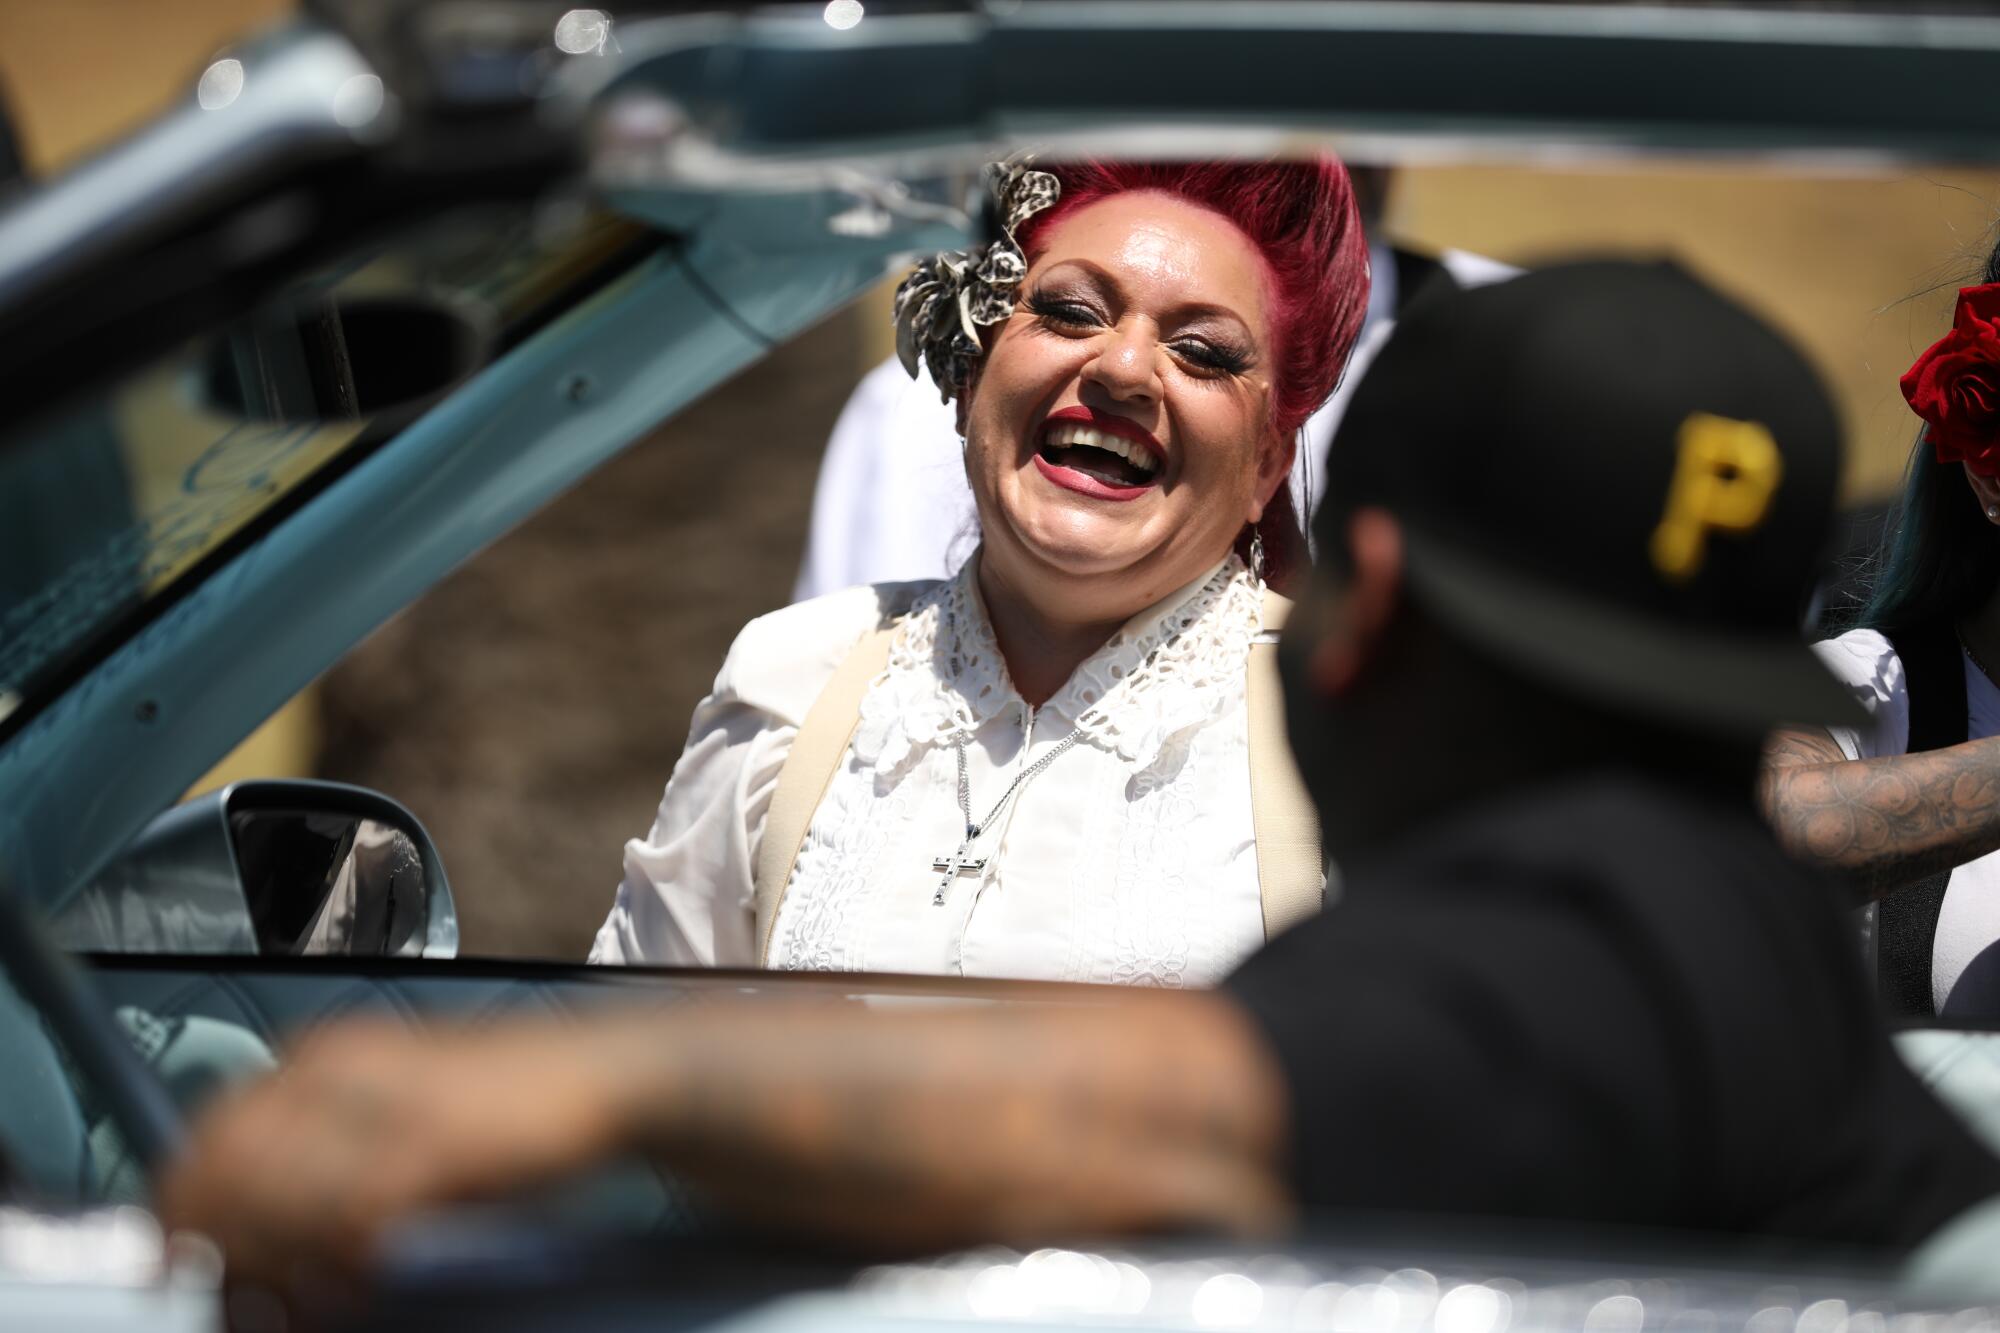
<box><xmin>1319</xmin><ymin>258</ymin><xmax>1863</xmax><ymax>734</ymax></box>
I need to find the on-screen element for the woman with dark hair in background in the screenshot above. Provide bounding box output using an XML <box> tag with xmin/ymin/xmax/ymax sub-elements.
<box><xmin>591</xmin><ymin>157</ymin><xmax>1370</xmax><ymax>982</ymax></box>
<box><xmin>1764</xmin><ymin>236</ymin><xmax>2000</xmax><ymax>1018</ymax></box>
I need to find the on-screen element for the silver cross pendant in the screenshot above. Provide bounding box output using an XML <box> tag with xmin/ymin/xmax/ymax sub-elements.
<box><xmin>931</xmin><ymin>827</ymin><xmax>987</xmax><ymax>905</ymax></box>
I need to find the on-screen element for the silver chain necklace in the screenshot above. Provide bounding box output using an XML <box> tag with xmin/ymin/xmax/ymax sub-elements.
<box><xmin>925</xmin><ymin>569</ymin><xmax>1234</xmax><ymax>905</ymax></box>
<box><xmin>930</xmin><ymin>725</ymin><xmax>1087</xmax><ymax>905</ymax></box>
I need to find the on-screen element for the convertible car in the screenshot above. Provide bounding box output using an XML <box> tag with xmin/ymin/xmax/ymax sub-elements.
<box><xmin>8</xmin><ymin>1</ymin><xmax>2000</xmax><ymax>1328</ymax></box>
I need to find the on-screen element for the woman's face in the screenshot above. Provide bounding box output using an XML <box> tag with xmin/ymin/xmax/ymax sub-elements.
<box><xmin>960</xmin><ymin>191</ymin><xmax>1290</xmax><ymax>613</ymax></box>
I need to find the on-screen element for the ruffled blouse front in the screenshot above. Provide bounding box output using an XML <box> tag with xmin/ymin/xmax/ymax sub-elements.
<box><xmin>591</xmin><ymin>555</ymin><xmax>1270</xmax><ymax>986</ymax></box>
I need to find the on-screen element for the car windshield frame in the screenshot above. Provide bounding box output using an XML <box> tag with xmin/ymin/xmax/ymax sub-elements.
<box><xmin>0</xmin><ymin>206</ymin><xmax>662</xmax><ymax>748</ymax></box>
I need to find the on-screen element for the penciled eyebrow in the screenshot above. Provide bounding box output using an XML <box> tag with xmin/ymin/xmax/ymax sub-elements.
<box><xmin>1033</xmin><ymin>259</ymin><xmax>1258</xmax><ymax>338</ymax></box>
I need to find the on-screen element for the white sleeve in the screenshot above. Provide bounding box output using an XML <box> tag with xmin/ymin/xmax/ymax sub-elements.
<box><xmin>1811</xmin><ymin>627</ymin><xmax>1910</xmax><ymax>761</ymax></box>
<box><xmin>589</xmin><ymin>589</ymin><xmax>889</xmax><ymax>967</ymax></box>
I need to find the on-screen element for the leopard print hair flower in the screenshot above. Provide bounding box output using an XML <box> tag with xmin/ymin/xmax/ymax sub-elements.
<box><xmin>892</xmin><ymin>157</ymin><xmax>1061</xmax><ymax>405</ymax></box>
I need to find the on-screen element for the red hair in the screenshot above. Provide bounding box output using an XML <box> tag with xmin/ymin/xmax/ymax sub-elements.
<box><xmin>1013</xmin><ymin>158</ymin><xmax>1372</xmax><ymax>588</ymax></box>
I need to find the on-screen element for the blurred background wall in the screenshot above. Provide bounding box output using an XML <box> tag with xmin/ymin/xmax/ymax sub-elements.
<box><xmin>6</xmin><ymin>3</ymin><xmax>1999</xmax><ymax>957</ymax></box>
<box><xmin>1388</xmin><ymin>164</ymin><xmax>2000</xmax><ymax>500</ymax></box>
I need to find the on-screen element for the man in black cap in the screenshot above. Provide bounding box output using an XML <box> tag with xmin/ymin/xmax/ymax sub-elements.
<box><xmin>1242</xmin><ymin>258</ymin><xmax>2000</xmax><ymax>1242</ymax></box>
<box><xmin>165</xmin><ymin>261</ymin><xmax>2000</xmax><ymax>1279</ymax></box>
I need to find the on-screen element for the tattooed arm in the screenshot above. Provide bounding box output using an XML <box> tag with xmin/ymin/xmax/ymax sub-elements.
<box><xmin>1760</xmin><ymin>725</ymin><xmax>2000</xmax><ymax>898</ymax></box>
<box><xmin>160</xmin><ymin>993</ymin><xmax>1290</xmax><ymax>1283</ymax></box>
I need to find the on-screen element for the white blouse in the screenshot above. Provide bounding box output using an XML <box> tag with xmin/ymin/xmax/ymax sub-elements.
<box><xmin>590</xmin><ymin>555</ymin><xmax>1272</xmax><ymax>986</ymax></box>
<box><xmin>1816</xmin><ymin>627</ymin><xmax>2000</xmax><ymax>1012</ymax></box>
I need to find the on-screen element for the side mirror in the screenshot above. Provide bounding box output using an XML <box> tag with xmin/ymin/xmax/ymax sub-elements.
<box><xmin>53</xmin><ymin>780</ymin><xmax>458</xmax><ymax>959</ymax></box>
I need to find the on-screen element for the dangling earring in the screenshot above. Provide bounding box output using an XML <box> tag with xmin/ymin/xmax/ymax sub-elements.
<box><xmin>1248</xmin><ymin>527</ymin><xmax>1267</xmax><ymax>585</ymax></box>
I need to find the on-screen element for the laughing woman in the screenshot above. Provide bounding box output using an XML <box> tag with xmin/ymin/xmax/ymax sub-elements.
<box><xmin>592</xmin><ymin>158</ymin><xmax>1370</xmax><ymax>982</ymax></box>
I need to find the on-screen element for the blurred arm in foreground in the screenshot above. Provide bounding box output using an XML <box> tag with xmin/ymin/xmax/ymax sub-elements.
<box><xmin>160</xmin><ymin>993</ymin><xmax>1287</xmax><ymax>1278</ymax></box>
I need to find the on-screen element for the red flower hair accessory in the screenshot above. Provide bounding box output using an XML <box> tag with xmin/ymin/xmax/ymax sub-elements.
<box><xmin>1903</xmin><ymin>282</ymin><xmax>2000</xmax><ymax>477</ymax></box>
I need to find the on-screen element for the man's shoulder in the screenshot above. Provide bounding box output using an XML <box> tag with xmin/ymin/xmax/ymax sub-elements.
<box><xmin>1241</xmin><ymin>774</ymin><xmax>1851</xmax><ymax>1102</ymax></box>
<box><xmin>1324</xmin><ymin>773</ymin><xmax>1841</xmax><ymax>968</ymax></box>
<box><xmin>1391</xmin><ymin>774</ymin><xmax>1797</xmax><ymax>890</ymax></box>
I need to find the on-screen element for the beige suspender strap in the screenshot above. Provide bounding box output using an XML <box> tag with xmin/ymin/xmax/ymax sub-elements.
<box><xmin>753</xmin><ymin>625</ymin><xmax>897</xmax><ymax>965</ymax></box>
<box><xmin>1248</xmin><ymin>589</ymin><xmax>1324</xmax><ymax>939</ymax></box>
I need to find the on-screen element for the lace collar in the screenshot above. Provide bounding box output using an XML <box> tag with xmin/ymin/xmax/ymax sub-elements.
<box><xmin>851</xmin><ymin>553</ymin><xmax>1263</xmax><ymax>782</ymax></box>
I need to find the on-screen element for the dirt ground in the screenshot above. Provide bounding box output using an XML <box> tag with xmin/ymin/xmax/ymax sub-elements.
<box><xmin>314</xmin><ymin>306</ymin><xmax>873</xmax><ymax>959</ymax></box>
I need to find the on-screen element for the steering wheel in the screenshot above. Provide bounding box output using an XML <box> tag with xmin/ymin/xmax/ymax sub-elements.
<box><xmin>0</xmin><ymin>876</ymin><xmax>185</xmax><ymax>1181</ymax></box>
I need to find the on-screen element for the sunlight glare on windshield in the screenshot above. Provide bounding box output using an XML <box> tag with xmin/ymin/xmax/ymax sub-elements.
<box><xmin>195</xmin><ymin>58</ymin><xmax>244</xmax><ymax>112</ymax></box>
<box><xmin>555</xmin><ymin>9</ymin><xmax>612</xmax><ymax>56</ymax></box>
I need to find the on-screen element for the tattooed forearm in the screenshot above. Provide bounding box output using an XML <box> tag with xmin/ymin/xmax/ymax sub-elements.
<box><xmin>1760</xmin><ymin>726</ymin><xmax>2000</xmax><ymax>899</ymax></box>
<box><xmin>609</xmin><ymin>993</ymin><xmax>1291</xmax><ymax>1248</ymax></box>
<box><xmin>158</xmin><ymin>994</ymin><xmax>1290</xmax><ymax>1287</ymax></box>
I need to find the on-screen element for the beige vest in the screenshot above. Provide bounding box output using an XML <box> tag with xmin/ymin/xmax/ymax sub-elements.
<box><xmin>751</xmin><ymin>589</ymin><xmax>1322</xmax><ymax>966</ymax></box>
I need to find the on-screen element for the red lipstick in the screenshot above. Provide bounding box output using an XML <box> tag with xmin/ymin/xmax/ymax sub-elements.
<box><xmin>1032</xmin><ymin>406</ymin><xmax>1166</xmax><ymax>503</ymax></box>
<box><xmin>1041</xmin><ymin>406</ymin><xmax>1165</xmax><ymax>466</ymax></box>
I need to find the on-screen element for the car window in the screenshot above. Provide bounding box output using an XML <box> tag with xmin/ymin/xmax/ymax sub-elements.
<box><xmin>0</xmin><ymin>203</ymin><xmax>653</xmax><ymax>741</ymax></box>
<box><xmin>287</xmin><ymin>156</ymin><xmax>2000</xmax><ymax>961</ymax></box>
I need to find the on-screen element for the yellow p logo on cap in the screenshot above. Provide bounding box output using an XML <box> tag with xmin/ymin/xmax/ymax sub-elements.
<box><xmin>1649</xmin><ymin>412</ymin><xmax>1784</xmax><ymax>582</ymax></box>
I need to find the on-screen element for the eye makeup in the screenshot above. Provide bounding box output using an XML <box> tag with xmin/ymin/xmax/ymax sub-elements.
<box><xmin>1025</xmin><ymin>288</ymin><xmax>1107</xmax><ymax>330</ymax></box>
<box><xmin>1023</xmin><ymin>269</ymin><xmax>1258</xmax><ymax>379</ymax></box>
<box><xmin>1172</xmin><ymin>334</ymin><xmax>1253</xmax><ymax>376</ymax></box>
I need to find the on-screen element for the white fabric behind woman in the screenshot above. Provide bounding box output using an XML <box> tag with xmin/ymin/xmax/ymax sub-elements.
<box><xmin>592</xmin><ymin>558</ymin><xmax>1270</xmax><ymax>985</ymax></box>
<box><xmin>1817</xmin><ymin>627</ymin><xmax>2000</xmax><ymax>1011</ymax></box>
